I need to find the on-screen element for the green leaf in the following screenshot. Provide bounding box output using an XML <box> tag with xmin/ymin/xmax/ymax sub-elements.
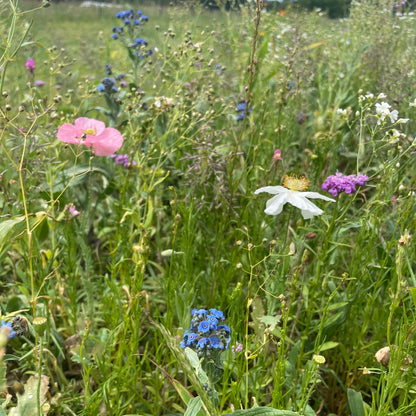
<box><xmin>184</xmin><ymin>347</ymin><xmax>200</xmax><ymax>368</ymax></box>
<box><xmin>347</xmin><ymin>388</ymin><xmax>365</xmax><ymax>416</ymax></box>
<box><xmin>409</xmin><ymin>287</ymin><xmax>416</xmax><ymax>309</ymax></box>
<box><xmin>8</xmin><ymin>375</ymin><xmax>49</xmax><ymax>416</ymax></box>
<box><xmin>41</xmin><ymin>165</ymin><xmax>112</xmax><ymax>196</ymax></box>
<box><xmin>258</xmin><ymin>315</ymin><xmax>281</xmax><ymax>331</ymax></box>
<box><xmin>144</xmin><ymin>197</ymin><xmax>154</xmax><ymax>228</ymax></box>
<box><xmin>327</xmin><ymin>302</ymin><xmax>349</xmax><ymax>311</ymax></box>
<box><xmin>172</xmin><ymin>379</ymin><xmax>194</xmax><ymax>406</ymax></box>
<box><xmin>184</xmin><ymin>347</ymin><xmax>209</xmax><ymax>384</ymax></box>
<box><xmin>184</xmin><ymin>397</ymin><xmax>203</xmax><ymax>416</ymax></box>
<box><xmin>0</xmin><ymin>215</ymin><xmax>26</xmax><ymax>252</ymax></box>
<box><xmin>318</xmin><ymin>341</ymin><xmax>339</xmax><ymax>352</ymax></box>
<box><xmin>225</xmin><ymin>407</ymin><xmax>300</xmax><ymax>416</ymax></box>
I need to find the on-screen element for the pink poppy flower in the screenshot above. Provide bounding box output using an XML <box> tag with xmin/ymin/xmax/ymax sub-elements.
<box><xmin>57</xmin><ymin>117</ymin><xmax>123</xmax><ymax>156</ymax></box>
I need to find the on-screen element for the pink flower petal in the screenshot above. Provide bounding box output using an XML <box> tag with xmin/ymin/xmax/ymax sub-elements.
<box><xmin>90</xmin><ymin>127</ymin><xmax>123</xmax><ymax>156</ymax></box>
<box><xmin>57</xmin><ymin>123</ymin><xmax>83</xmax><ymax>144</ymax></box>
<box><xmin>74</xmin><ymin>117</ymin><xmax>106</xmax><ymax>137</ymax></box>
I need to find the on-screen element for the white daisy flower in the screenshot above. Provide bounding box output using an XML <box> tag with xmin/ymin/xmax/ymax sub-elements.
<box><xmin>255</xmin><ymin>175</ymin><xmax>335</xmax><ymax>220</ymax></box>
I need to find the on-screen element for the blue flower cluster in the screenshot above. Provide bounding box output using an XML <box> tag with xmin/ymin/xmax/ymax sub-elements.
<box><xmin>111</xmin><ymin>9</ymin><xmax>153</xmax><ymax>60</ymax></box>
<box><xmin>97</xmin><ymin>77</ymin><xmax>118</xmax><ymax>94</ymax></box>
<box><xmin>115</xmin><ymin>9</ymin><xmax>148</xmax><ymax>25</ymax></box>
<box><xmin>97</xmin><ymin>66</ymin><xmax>127</xmax><ymax>94</ymax></box>
<box><xmin>112</xmin><ymin>10</ymin><xmax>148</xmax><ymax>39</ymax></box>
<box><xmin>236</xmin><ymin>101</ymin><xmax>251</xmax><ymax>121</ymax></box>
<box><xmin>181</xmin><ymin>308</ymin><xmax>231</xmax><ymax>351</ymax></box>
<box><xmin>1</xmin><ymin>320</ymin><xmax>16</xmax><ymax>339</ymax></box>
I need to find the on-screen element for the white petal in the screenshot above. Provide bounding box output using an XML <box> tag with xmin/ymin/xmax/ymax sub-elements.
<box><xmin>264</xmin><ymin>193</ymin><xmax>288</xmax><ymax>216</ymax></box>
<box><xmin>287</xmin><ymin>193</ymin><xmax>324</xmax><ymax>219</ymax></box>
<box><xmin>254</xmin><ymin>186</ymin><xmax>287</xmax><ymax>195</ymax></box>
<box><xmin>301</xmin><ymin>191</ymin><xmax>336</xmax><ymax>202</ymax></box>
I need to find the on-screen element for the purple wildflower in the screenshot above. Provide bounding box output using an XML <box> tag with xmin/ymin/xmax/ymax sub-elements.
<box><xmin>109</xmin><ymin>153</ymin><xmax>136</xmax><ymax>168</ymax></box>
<box><xmin>321</xmin><ymin>173</ymin><xmax>369</xmax><ymax>197</ymax></box>
<box><xmin>231</xmin><ymin>342</ymin><xmax>243</xmax><ymax>353</ymax></box>
<box><xmin>25</xmin><ymin>59</ymin><xmax>35</xmax><ymax>76</ymax></box>
<box><xmin>34</xmin><ymin>80</ymin><xmax>45</xmax><ymax>87</ymax></box>
<box><xmin>65</xmin><ymin>204</ymin><xmax>80</xmax><ymax>218</ymax></box>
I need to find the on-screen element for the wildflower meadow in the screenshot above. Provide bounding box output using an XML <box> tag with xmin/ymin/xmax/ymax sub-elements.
<box><xmin>1</xmin><ymin>0</ymin><xmax>416</xmax><ymax>415</ymax></box>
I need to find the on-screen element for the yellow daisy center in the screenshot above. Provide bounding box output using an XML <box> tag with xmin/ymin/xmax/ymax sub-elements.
<box><xmin>283</xmin><ymin>174</ymin><xmax>310</xmax><ymax>191</ymax></box>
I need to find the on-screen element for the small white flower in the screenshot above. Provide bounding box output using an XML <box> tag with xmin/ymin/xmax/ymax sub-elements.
<box><xmin>409</xmin><ymin>98</ymin><xmax>416</xmax><ymax>107</ymax></box>
<box><xmin>397</xmin><ymin>118</ymin><xmax>409</xmax><ymax>124</ymax></box>
<box><xmin>337</xmin><ymin>108</ymin><xmax>347</xmax><ymax>115</ymax></box>
<box><xmin>389</xmin><ymin>129</ymin><xmax>401</xmax><ymax>143</ymax></box>
<box><xmin>375</xmin><ymin>102</ymin><xmax>398</xmax><ymax>124</ymax></box>
<box><xmin>389</xmin><ymin>110</ymin><xmax>399</xmax><ymax>123</ymax></box>
<box><xmin>377</xmin><ymin>93</ymin><xmax>387</xmax><ymax>99</ymax></box>
<box><xmin>255</xmin><ymin>175</ymin><xmax>335</xmax><ymax>220</ymax></box>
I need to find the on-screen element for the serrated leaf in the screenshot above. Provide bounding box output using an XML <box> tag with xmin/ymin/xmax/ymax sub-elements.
<box><xmin>258</xmin><ymin>315</ymin><xmax>281</xmax><ymax>331</ymax></box>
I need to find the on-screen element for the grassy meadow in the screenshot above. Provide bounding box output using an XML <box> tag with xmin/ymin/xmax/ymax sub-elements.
<box><xmin>1</xmin><ymin>0</ymin><xmax>416</xmax><ymax>415</ymax></box>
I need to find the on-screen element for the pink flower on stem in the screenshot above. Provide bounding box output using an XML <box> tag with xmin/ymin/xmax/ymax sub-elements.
<box><xmin>25</xmin><ymin>59</ymin><xmax>35</xmax><ymax>76</ymax></box>
<box><xmin>65</xmin><ymin>204</ymin><xmax>80</xmax><ymax>218</ymax></box>
<box><xmin>273</xmin><ymin>149</ymin><xmax>282</xmax><ymax>161</ymax></box>
<box><xmin>57</xmin><ymin>117</ymin><xmax>123</xmax><ymax>156</ymax></box>
<box><xmin>231</xmin><ymin>342</ymin><xmax>243</xmax><ymax>353</ymax></box>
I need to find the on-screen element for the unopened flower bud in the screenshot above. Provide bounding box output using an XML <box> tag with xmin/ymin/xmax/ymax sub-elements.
<box><xmin>33</xmin><ymin>316</ymin><xmax>47</xmax><ymax>336</ymax></box>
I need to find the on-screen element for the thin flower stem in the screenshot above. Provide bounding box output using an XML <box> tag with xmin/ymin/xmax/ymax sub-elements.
<box><xmin>37</xmin><ymin>335</ymin><xmax>43</xmax><ymax>416</ymax></box>
<box><xmin>229</xmin><ymin>0</ymin><xmax>263</xmax><ymax>195</ymax></box>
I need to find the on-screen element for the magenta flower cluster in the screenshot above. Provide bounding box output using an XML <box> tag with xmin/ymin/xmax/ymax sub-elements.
<box><xmin>322</xmin><ymin>173</ymin><xmax>369</xmax><ymax>197</ymax></box>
